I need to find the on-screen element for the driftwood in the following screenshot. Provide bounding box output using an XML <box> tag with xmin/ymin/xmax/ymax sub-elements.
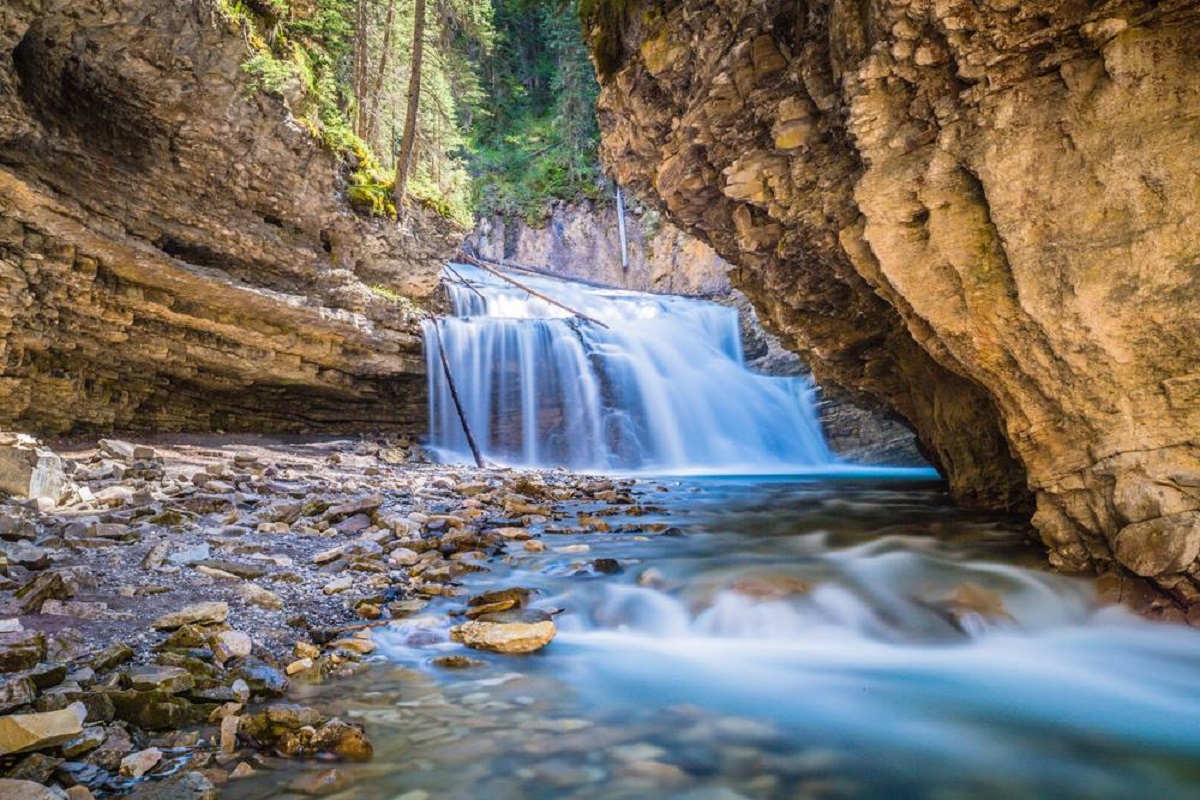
<box><xmin>428</xmin><ymin>316</ymin><xmax>486</xmax><ymax>468</ymax></box>
<box><xmin>455</xmin><ymin>253</ymin><xmax>610</xmax><ymax>329</ymax></box>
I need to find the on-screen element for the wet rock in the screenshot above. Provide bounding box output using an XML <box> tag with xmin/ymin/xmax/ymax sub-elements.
<box><xmin>0</xmin><ymin>778</ymin><xmax>64</xmax><ymax>799</ymax></box>
<box><xmin>119</xmin><ymin>747</ymin><xmax>162</xmax><ymax>778</ymax></box>
<box><xmin>306</xmin><ymin>718</ymin><xmax>373</xmax><ymax>762</ymax></box>
<box><xmin>431</xmin><ymin>655</ymin><xmax>485</xmax><ymax>669</ymax></box>
<box><xmin>6</xmin><ymin>752</ymin><xmax>64</xmax><ymax>783</ymax></box>
<box><xmin>287</xmin><ymin>768</ymin><xmax>354</xmax><ymax>796</ymax></box>
<box><xmin>123</xmin><ymin>666</ymin><xmax>195</xmax><ymax>694</ymax></box>
<box><xmin>124</xmin><ymin>770</ymin><xmax>218</xmax><ymax>800</ymax></box>
<box><xmin>728</xmin><ymin>575</ymin><xmax>812</xmax><ymax>601</ymax></box>
<box><xmin>36</xmin><ymin>691</ymin><xmax>115</xmax><ymax>725</ymax></box>
<box><xmin>593</xmin><ymin>558</ymin><xmax>623</xmax><ymax>575</ymax></box>
<box><xmin>106</xmin><ymin>690</ymin><xmax>203</xmax><ymax>730</ymax></box>
<box><xmin>152</xmin><ymin>602</ymin><xmax>229</xmax><ymax>630</ymax></box>
<box><xmin>450</xmin><ymin>618</ymin><xmax>557</xmax><ymax>654</ymax></box>
<box><xmin>285</xmin><ymin>658</ymin><xmax>313</xmax><ymax>675</ymax></box>
<box><xmin>85</xmin><ymin>725</ymin><xmax>133</xmax><ymax>771</ymax></box>
<box><xmin>0</xmin><ymin>702</ymin><xmax>85</xmax><ymax>755</ymax></box>
<box><xmin>241</xmin><ymin>704</ymin><xmax>325</xmax><ymax>743</ymax></box>
<box><xmin>60</xmin><ymin>727</ymin><xmax>106</xmax><ymax>758</ymax></box>
<box><xmin>230</xmin><ymin>662</ymin><xmax>288</xmax><ymax>698</ymax></box>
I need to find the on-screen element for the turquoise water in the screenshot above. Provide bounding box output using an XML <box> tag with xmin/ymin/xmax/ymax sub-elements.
<box><xmin>229</xmin><ymin>476</ymin><xmax>1200</xmax><ymax>800</ymax></box>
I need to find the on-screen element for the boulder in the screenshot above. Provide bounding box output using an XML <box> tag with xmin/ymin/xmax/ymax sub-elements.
<box><xmin>0</xmin><ymin>702</ymin><xmax>86</xmax><ymax>755</ymax></box>
<box><xmin>0</xmin><ymin>435</ymin><xmax>68</xmax><ymax>506</ymax></box>
<box><xmin>450</xmin><ymin>618</ymin><xmax>557</xmax><ymax>654</ymax></box>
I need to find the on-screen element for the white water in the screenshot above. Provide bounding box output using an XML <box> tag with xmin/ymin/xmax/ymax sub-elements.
<box><xmin>424</xmin><ymin>264</ymin><xmax>840</xmax><ymax>472</ymax></box>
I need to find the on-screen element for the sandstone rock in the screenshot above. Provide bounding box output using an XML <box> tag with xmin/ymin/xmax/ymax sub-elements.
<box><xmin>0</xmin><ymin>702</ymin><xmax>86</xmax><ymax>755</ymax></box>
<box><xmin>0</xmin><ymin>437</ymin><xmax>68</xmax><ymax>506</ymax></box>
<box><xmin>61</xmin><ymin>726</ymin><xmax>106</xmax><ymax>758</ymax></box>
<box><xmin>152</xmin><ymin>602</ymin><xmax>229</xmax><ymax>630</ymax></box>
<box><xmin>450</xmin><ymin>619</ymin><xmax>557</xmax><ymax>654</ymax></box>
<box><xmin>0</xmin><ymin>675</ymin><xmax>38</xmax><ymax>713</ymax></box>
<box><xmin>233</xmin><ymin>582</ymin><xmax>283</xmax><ymax>610</ymax></box>
<box><xmin>219</xmin><ymin>715</ymin><xmax>240</xmax><ymax>754</ymax></box>
<box><xmin>119</xmin><ymin>747</ymin><xmax>163</xmax><ymax>778</ymax></box>
<box><xmin>124</xmin><ymin>666</ymin><xmax>195</xmax><ymax>694</ymax></box>
<box><xmin>0</xmin><ymin>779</ymin><xmax>63</xmax><ymax>800</ymax></box>
<box><xmin>211</xmin><ymin>631</ymin><xmax>253</xmax><ymax>664</ymax></box>
<box><xmin>241</xmin><ymin>704</ymin><xmax>325</xmax><ymax>744</ymax></box>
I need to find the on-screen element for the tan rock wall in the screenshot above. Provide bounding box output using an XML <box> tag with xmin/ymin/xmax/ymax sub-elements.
<box><xmin>0</xmin><ymin>0</ymin><xmax>458</xmax><ymax>434</ymax></box>
<box><xmin>591</xmin><ymin>0</ymin><xmax>1200</xmax><ymax>612</ymax></box>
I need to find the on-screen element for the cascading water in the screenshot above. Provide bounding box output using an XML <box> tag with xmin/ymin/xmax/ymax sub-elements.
<box><xmin>423</xmin><ymin>263</ymin><xmax>839</xmax><ymax>472</ymax></box>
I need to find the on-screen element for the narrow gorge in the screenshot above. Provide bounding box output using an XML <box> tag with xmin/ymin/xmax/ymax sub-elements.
<box><xmin>0</xmin><ymin>0</ymin><xmax>1198</xmax><ymax>798</ymax></box>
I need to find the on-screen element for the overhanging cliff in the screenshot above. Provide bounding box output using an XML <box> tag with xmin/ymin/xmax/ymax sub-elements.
<box><xmin>0</xmin><ymin>0</ymin><xmax>458</xmax><ymax>434</ymax></box>
<box><xmin>588</xmin><ymin>0</ymin><xmax>1200</xmax><ymax>613</ymax></box>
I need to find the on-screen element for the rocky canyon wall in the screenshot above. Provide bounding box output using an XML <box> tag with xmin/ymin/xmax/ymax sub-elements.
<box><xmin>590</xmin><ymin>0</ymin><xmax>1200</xmax><ymax>613</ymax></box>
<box><xmin>0</xmin><ymin>0</ymin><xmax>457</xmax><ymax>435</ymax></box>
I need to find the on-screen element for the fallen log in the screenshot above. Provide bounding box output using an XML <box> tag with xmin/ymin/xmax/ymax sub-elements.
<box><xmin>428</xmin><ymin>317</ymin><xmax>486</xmax><ymax>468</ymax></box>
<box><xmin>455</xmin><ymin>253</ymin><xmax>610</xmax><ymax>329</ymax></box>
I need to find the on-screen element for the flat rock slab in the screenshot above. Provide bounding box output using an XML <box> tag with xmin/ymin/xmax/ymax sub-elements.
<box><xmin>151</xmin><ymin>601</ymin><xmax>229</xmax><ymax>630</ymax></box>
<box><xmin>450</xmin><ymin>619</ymin><xmax>556</xmax><ymax>654</ymax></box>
<box><xmin>0</xmin><ymin>702</ymin><xmax>85</xmax><ymax>755</ymax></box>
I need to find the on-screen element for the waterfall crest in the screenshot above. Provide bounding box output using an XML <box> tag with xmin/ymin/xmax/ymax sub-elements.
<box><xmin>424</xmin><ymin>264</ymin><xmax>835</xmax><ymax>472</ymax></box>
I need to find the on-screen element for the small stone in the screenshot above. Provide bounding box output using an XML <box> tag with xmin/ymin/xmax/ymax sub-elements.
<box><xmin>288</xmin><ymin>768</ymin><xmax>354</xmax><ymax>796</ymax></box>
<box><xmin>293</xmin><ymin>642</ymin><xmax>320</xmax><ymax>660</ymax></box>
<box><xmin>431</xmin><ymin>655</ymin><xmax>485</xmax><ymax>669</ymax></box>
<box><xmin>166</xmin><ymin>543</ymin><xmax>211</xmax><ymax>566</ymax></box>
<box><xmin>322</xmin><ymin>576</ymin><xmax>353</xmax><ymax>595</ymax></box>
<box><xmin>66</xmin><ymin>786</ymin><xmax>95</xmax><ymax>800</ymax></box>
<box><xmin>152</xmin><ymin>602</ymin><xmax>229</xmax><ymax>630</ymax></box>
<box><xmin>124</xmin><ymin>666</ymin><xmax>194</xmax><ymax>694</ymax></box>
<box><xmin>0</xmin><ymin>779</ymin><xmax>62</xmax><ymax>799</ymax></box>
<box><xmin>211</xmin><ymin>631</ymin><xmax>253</xmax><ymax>665</ymax></box>
<box><xmin>61</xmin><ymin>726</ymin><xmax>106</xmax><ymax>757</ymax></box>
<box><xmin>0</xmin><ymin>702</ymin><xmax>85</xmax><ymax>755</ymax></box>
<box><xmin>229</xmin><ymin>762</ymin><xmax>254</xmax><ymax>779</ymax></box>
<box><xmin>5</xmin><ymin>751</ymin><xmax>63</xmax><ymax>783</ymax></box>
<box><xmin>554</xmin><ymin>544</ymin><xmax>590</xmax><ymax>554</ymax></box>
<box><xmin>233</xmin><ymin>582</ymin><xmax>283</xmax><ymax>610</ymax></box>
<box><xmin>123</xmin><ymin>770</ymin><xmax>217</xmax><ymax>800</ymax></box>
<box><xmin>220</xmin><ymin>715</ymin><xmax>240</xmax><ymax>754</ymax></box>
<box><xmin>388</xmin><ymin>547</ymin><xmax>420</xmax><ymax>567</ymax></box>
<box><xmin>285</xmin><ymin>658</ymin><xmax>313</xmax><ymax>675</ymax></box>
<box><xmin>523</xmin><ymin>540</ymin><xmax>546</xmax><ymax>553</ymax></box>
<box><xmin>120</xmin><ymin>747</ymin><xmax>163</xmax><ymax>778</ymax></box>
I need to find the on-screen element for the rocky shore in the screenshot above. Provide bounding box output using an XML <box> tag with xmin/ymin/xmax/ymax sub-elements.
<box><xmin>0</xmin><ymin>433</ymin><xmax>641</xmax><ymax>798</ymax></box>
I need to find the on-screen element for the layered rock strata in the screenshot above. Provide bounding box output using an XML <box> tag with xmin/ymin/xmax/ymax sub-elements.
<box><xmin>590</xmin><ymin>0</ymin><xmax>1200</xmax><ymax>609</ymax></box>
<box><xmin>0</xmin><ymin>0</ymin><xmax>457</xmax><ymax>435</ymax></box>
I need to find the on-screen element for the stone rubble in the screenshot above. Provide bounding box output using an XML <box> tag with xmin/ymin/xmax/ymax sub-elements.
<box><xmin>0</xmin><ymin>433</ymin><xmax>664</xmax><ymax>796</ymax></box>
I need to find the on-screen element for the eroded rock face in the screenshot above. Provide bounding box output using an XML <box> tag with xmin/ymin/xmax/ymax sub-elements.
<box><xmin>0</xmin><ymin>0</ymin><xmax>459</xmax><ymax>435</ymax></box>
<box><xmin>590</xmin><ymin>1</ymin><xmax>1200</xmax><ymax>607</ymax></box>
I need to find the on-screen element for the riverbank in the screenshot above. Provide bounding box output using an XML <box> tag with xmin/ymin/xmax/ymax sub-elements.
<box><xmin>0</xmin><ymin>433</ymin><xmax>654</xmax><ymax>798</ymax></box>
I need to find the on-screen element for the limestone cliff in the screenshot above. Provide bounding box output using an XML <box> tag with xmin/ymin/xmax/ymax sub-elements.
<box><xmin>589</xmin><ymin>0</ymin><xmax>1200</xmax><ymax>612</ymax></box>
<box><xmin>0</xmin><ymin>0</ymin><xmax>458</xmax><ymax>434</ymax></box>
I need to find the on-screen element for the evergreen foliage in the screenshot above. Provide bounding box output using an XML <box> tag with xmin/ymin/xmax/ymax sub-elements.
<box><xmin>218</xmin><ymin>0</ymin><xmax>604</xmax><ymax>226</ymax></box>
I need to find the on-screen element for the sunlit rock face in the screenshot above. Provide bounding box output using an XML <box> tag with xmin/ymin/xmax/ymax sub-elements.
<box><xmin>590</xmin><ymin>0</ymin><xmax>1200</xmax><ymax>612</ymax></box>
<box><xmin>0</xmin><ymin>0</ymin><xmax>457</xmax><ymax>434</ymax></box>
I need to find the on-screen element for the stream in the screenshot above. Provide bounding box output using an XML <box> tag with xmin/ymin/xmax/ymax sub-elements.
<box><xmin>232</xmin><ymin>269</ymin><xmax>1200</xmax><ymax>799</ymax></box>
<box><xmin>227</xmin><ymin>475</ymin><xmax>1200</xmax><ymax>799</ymax></box>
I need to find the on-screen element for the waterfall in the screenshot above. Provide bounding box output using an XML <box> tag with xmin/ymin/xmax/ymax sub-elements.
<box><xmin>424</xmin><ymin>263</ymin><xmax>835</xmax><ymax>472</ymax></box>
<box><xmin>615</xmin><ymin>184</ymin><xmax>629</xmax><ymax>271</ymax></box>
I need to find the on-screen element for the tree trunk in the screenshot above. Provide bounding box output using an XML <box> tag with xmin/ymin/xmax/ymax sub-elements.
<box><xmin>394</xmin><ymin>0</ymin><xmax>427</xmax><ymax>201</ymax></box>
<box><xmin>364</xmin><ymin>0</ymin><xmax>397</xmax><ymax>150</ymax></box>
<box><xmin>352</xmin><ymin>0</ymin><xmax>370</xmax><ymax>137</ymax></box>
